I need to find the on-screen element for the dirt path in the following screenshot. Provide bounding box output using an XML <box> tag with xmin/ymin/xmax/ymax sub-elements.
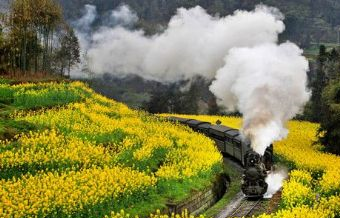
<box><xmin>215</xmin><ymin>192</ymin><xmax>245</xmax><ymax>218</ymax></box>
<box><xmin>214</xmin><ymin>157</ymin><xmax>245</xmax><ymax>218</ymax></box>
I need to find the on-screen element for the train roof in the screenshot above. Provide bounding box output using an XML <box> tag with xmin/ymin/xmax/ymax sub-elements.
<box><xmin>167</xmin><ymin>116</ymin><xmax>193</xmax><ymax>124</ymax></box>
<box><xmin>233</xmin><ymin>134</ymin><xmax>243</xmax><ymax>143</ymax></box>
<box><xmin>209</xmin><ymin>125</ymin><xmax>234</xmax><ymax>138</ymax></box>
<box><xmin>225</xmin><ymin>129</ymin><xmax>239</xmax><ymax>137</ymax></box>
<box><xmin>197</xmin><ymin>123</ymin><xmax>211</xmax><ymax>129</ymax></box>
<box><xmin>186</xmin><ymin>119</ymin><xmax>211</xmax><ymax>128</ymax></box>
<box><xmin>210</xmin><ymin>125</ymin><xmax>233</xmax><ymax>133</ymax></box>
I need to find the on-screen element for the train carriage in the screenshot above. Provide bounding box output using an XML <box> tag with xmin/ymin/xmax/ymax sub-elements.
<box><xmin>167</xmin><ymin>116</ymin><xmax>193</xmax><ymax>124</ymax></box>
<box><xmin>224</xmin><ymin>129</ymin><xmax>240</xmax><ymax>159</ymax></box>
<box><xmin>233</xmin><ymin>135</ymin><xmax>243</xmax><ymax>163</ymax></box>
<box><xmin>209</xmin><ymin>125</ymin><xmax>233</xmax><ymax>153</ymax></box>
<box><xmin>186</xmin><ymin>119</ymin><xmax>210</xmax><ymax>131</ymax></box>
<box><xmin>197</xmin><ymin>122</ymin><xmax>211</xmax><ymax>135</ymax></box>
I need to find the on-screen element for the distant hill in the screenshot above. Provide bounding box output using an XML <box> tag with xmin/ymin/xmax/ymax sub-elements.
<box><xmin>54</xmin><ymin>0</ymin><xmax>340</xmax><ymax>46</ymax></box>
<box><xmin>1</xmin><ymin>0</ymin><xmax>339</xmax><ymax>46</ymax></box>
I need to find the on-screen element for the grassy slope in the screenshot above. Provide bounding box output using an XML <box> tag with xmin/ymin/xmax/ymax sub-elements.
<box><xmin>203</xmin><ymin>160</ymin><xmax>242</xmax><ymax>218</ymax></box>
<box><xmin>0</xmin><ymin>79</ymin><xmax>36</xmax><ymax>140</ymax></box>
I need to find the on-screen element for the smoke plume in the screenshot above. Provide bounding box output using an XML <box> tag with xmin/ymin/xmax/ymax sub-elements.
<box><xmin>109</xmin><ymin>5</ymin><xmax>138</xmax><ymax>27</ymax></box>
<box><xmin>210</xmin><ymin>43</ymin><xmax>310</xmax><ymax>154</ymax></box>
<box><xmin>74</xmin><ymin>4</ymin><xmax>310</xmax><ymax>154</ymax></box>
<box><xmin>82</xmin><ymin>5</ymin><xmax>285</xmax><ymax>81</ymax></box>
<box><xmin>264</xmin><ymin>169</ymin><xmax>288</xmax><ymax>198</ymax></box>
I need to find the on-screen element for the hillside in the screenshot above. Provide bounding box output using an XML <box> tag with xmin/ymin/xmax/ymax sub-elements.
<box><xmin>55</xmin><ymin>0</ymin><xmax>340</xmax><ymax>46</ymax></box>
<box><xmin>0</xmin><ymin>80</ymin><xmax>223</xmax><ymax>217</ymax></box>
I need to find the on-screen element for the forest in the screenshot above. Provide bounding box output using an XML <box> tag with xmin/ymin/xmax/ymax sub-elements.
<box><xmin>56</xmin><ymin>0</ymin><xmax>340</xmax><ymax>46</ymax></box>
<box><xmin>0</xmin><ymin>0</ymin><xmax>80</xmax><ymax>76</ymax></box>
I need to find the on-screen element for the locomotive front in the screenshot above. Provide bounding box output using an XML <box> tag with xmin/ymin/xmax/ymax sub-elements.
<box><xmin>241</xmin><ymin>150</ymin><xmax>269</xmax><ymax>198</ymax></box>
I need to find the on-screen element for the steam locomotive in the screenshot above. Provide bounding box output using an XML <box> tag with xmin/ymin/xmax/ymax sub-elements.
<box><xmin>167</xmin><ymin>116</ymin><xmax>274</xmax><ymax>198</ymax></box>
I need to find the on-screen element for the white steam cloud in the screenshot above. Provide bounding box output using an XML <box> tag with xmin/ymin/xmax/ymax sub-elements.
<box><xmin>74</xmin><ymin>5</ymin><xmax>97</xmax><ymax>33</ymax></box>
<box><xmin>110</xmin><ymin>5</ymin><xmax>138</xmax><ymax>27</ymax></box>
<box><xmin>73</xmin><ymin>4</ymin><xmax>98</xmax><ymax>51</ymax></box>
<box><xmin>74</xmin><ymin>4</ymin><xmax>310</xmax><ymax>154</ymax></box>
<box><xmin>85</xmin><ymin>5</ymin><xmax>285</xmax><ymax>81</ymax></box>
<box><xmin>264</xmin><ymin>169</ymin><xmax>288</xmax><ymax>198</ymax></box>
<box><xmin>210</xmin><ymin>43</ymin><xmax>310</xmax><ymax>154</ymax></box>
<box><xmin>72</xmin><ymin>4</ymin><xmax>139</xmax><ymax>77</ymax></box>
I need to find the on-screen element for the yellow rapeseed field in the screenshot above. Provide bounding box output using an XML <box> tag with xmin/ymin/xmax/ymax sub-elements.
<box><xmin>0</xmin><ymin>82</ymin><xmax>223</xmax><ymax>218</ymax></box>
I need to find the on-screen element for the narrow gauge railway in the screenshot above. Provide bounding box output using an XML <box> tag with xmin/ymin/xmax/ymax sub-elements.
<box><xmin>167</xmin><ymin>116</ymin><xmax>274</xmax><ymax>199</ymax></box>
<box><xmin>229</xmin><ymin>198</ymin><xmax>262</xmax><ymax>217</ymax></box>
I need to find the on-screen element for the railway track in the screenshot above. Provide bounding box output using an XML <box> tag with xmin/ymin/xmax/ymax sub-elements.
<box><xmin>228</xmin><ymin>198</ymin><xmax>261</xmax><ymax>218</ymax></box>
<box><xmin>214</xmin><ymin>157</ymin><xmax>275</xmax><ymax>218</ymax></box>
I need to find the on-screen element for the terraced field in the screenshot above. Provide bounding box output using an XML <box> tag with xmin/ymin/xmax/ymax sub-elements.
<box><xmin>0</xmin><ymin>81</ymin><xmax>223</xmax><ymax>218</ymax></box>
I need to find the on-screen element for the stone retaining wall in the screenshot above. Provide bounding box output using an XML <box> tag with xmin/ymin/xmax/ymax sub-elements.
<box><xmin>164</xmin><ymin>174</ymin><xmax>229</xmax><ymax>215</ymax></box>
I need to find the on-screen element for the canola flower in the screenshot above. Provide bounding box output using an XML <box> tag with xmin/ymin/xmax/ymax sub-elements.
<box><xmin>14</xmin><ymin>96</ymin><xmax>222</xmax><ymax>180</ymax></box>
<box><xmin>104</xmin><ymin>209</ymin><xmax>207</xmax><ymax>218</ymax></box>
<box><xmin>256</xmin><ymin>205</ymin><xmax>332</xmax><ymax>218</ymax></box>
<box><xmin>0</xmin><ymin>129</ymin><xmax>112</xmax><ymax>172</ymax></box>
<box><xmin>281</xmin><ymin>179</ymin><xmax>314</xmax><ymax>208</ymax></box>
<box><xmin>0</xmin><ymin>82</ymin><xmax>223</xmax><ymax>217</ymax></box>
<box><xmin>287</xmin><ymin>169</ymin><xmax>313</xmax><ymax>185</ymax></box>
<box><xmin>257</xmin><ymin>194</ymin><xmax>340</xmax><ymax>218</ymax></box>
<box><xmin>0</xmin><ymin>166</ymin><xmax>156</xmax><ymax>217</ymax></box>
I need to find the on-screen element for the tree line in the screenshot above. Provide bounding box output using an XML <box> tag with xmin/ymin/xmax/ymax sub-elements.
<box><xmin>306</xmin><ymin>45</ymin><xmax>340</xmax><ymax>155</ymax></box>
<box><xmin>0</xmin><ymin>0</ymin><xmax>80</xmax><ymax>76</ymax></box>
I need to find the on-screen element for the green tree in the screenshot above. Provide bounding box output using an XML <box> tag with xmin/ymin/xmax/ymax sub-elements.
<box><xmin>207</xmin><ymin>96</ymin><xmax>222</xmax><ymax>115</ymax></box>
<box><xmin>325</xmin><ymin>48</ymin><xmax>340</xmax><ymax>80</ymax></box>
<box><xmin>4</xmin><ymin>0</ymin><xmax>63</xmax><ymax>72</ymax></box>
<box><xmin>0</xmin><ymin>22</ymin><xmax>5</xmax><ymax>72</ymax></box>
<box><xmin>34</xmin><ymin>0</ymin><xmax>62</xmax><ymax>71</ymax></box>
<box><xmin>209</xmin><ymin>0</ymin><xmax>224</xmax><ymax>14</ymax></box>
<box><xmin>144</xmin><ymin>87</ymin><xmax>176</xmax><ymax>113</ymax></box>
<box><xmin>56</xmin><ymin>27</ymin><xmax>80</xmax><ymax>76</ymax></box>
<box><xmin>318</xmin><ymin>79</ymin><xmax>340</xmax><ymax>155</ymax></box>
<box><xmin>310</xmin><ymin>45</ymin><xmax>328</xmax><ymax>122</ymax></box>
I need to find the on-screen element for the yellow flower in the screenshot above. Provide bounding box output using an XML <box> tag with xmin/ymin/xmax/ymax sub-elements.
<box><xmin>2</xmin><ymin>81</ymin><xmax>223</xmax><ymax>217</ymax></box>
